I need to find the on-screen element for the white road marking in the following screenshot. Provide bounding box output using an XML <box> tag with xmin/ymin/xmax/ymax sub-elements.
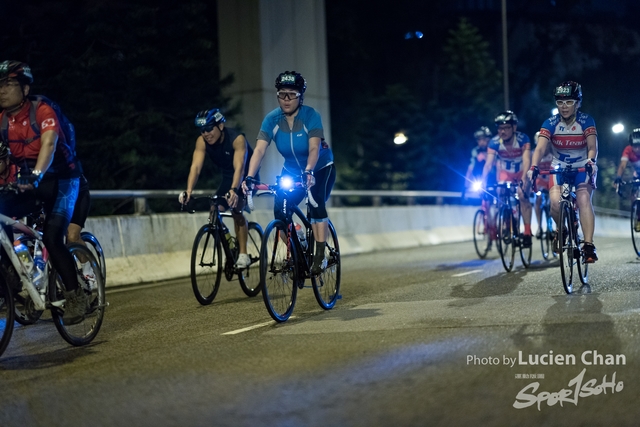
<box><xmin>452</xmin><ymin>269</ymin><xmax>483</xmax><ymax>277</ymax></box>
<box><xmin>223</xmin><ymin>321</ymin><xmax>275</xmax><ymax>335</ymax></box>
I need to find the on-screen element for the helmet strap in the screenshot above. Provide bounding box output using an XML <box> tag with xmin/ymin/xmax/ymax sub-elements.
<box><xmin>5</xmin><ymin>98</ymin><xmax>27</xmax><ymax>116</ymax></box>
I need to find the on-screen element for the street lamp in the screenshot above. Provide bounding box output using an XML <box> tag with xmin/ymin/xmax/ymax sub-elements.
<box><xmin>501</xmin><ymin>0</ymin><xmax>509</xmax><ymax>110</ymax></box>
<box><xmin>612</xmin><ymin>123</ymin><xmax>625</xmax><ymax>134</ymax></box>
<box><xmin>394</xmin><ymin>132</ymin><xmax>408</xmax><ymax>145</ymax></box>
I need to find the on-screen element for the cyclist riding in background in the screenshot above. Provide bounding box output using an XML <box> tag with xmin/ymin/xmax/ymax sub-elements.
<box><xmin>464</xmin><ymin>126</ymin><xmax>495</xmax><ymax>195</ymax></box>
<box><xmin>527</xmin><ymin>81</ymin><xmax>599</xmax><ymax>263</ymax></box>
<box><xmin>179</xmin><ymin>109</ymin><xmax>255</xmax><ymax>268</ymax></box>
<box><xmin>532</xmin><ymin>133</ymin><xmax>554</xmax><ymax>235</ymax></box>
<box><xmin>242</xmin><ymin>70</ymin><xmax>336</xmax><ymax>275</ymax></box>
<box><xmin>480</xmin><ymin>110</ymin><xmax>533</xmax><ymax>248</ymax></box>
<box><xmin>614</xmin><ymin>128</ymin><xmax>640</xmax><ymax>185</ymax></box>
<box><xmin>0</xmin><ymin>142</ymin><xmax>18</xmax><ymax>185</ymax></box>
<box><xmin>0</xmin><ymin>60</ymin><xmax>86</xmax><ymax>323</ymax></box>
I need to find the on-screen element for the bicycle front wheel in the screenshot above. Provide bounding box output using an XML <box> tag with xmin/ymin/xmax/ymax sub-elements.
<box><xmin>191</xmin><ymin>225</ymin><xmax>222</xmax><ymax>305</ymax></box>
<box><xmin>631</xmin><ymin>200</ymin><xmax>640</xmax><ymax>257</ymax></box>
<box><xmin>576</xmin><ymin>221</ymin><xmax>589</xmax><ymax>286</ymax></box>
<box><xmin>559</xmin><ymin>204</ymin><xmax>575</xmax><ymax>294</ymax></box>
<box><xmin>0</xmin><ymin>276</ymin><xmax>15</xmax><ymax>357</ymax></box>
<box><xmin>261</xmin><ymin>220</ymin><xmax>298</xmax><ymax>322</ymax></box>
<box><xmin>238</xmin><ymin>222</ymin><xmax>263</xmax><ymax>297</ymax></box>
<box><xmin>473</xmin><ymin>209</ymin><xmax>490</xmax><ymax>259</ymax></box>
<box><xmin>518</xmin><ymin>204</ymin><xmax>532</xmax><ymax>268</ymax></box>
<box><xmin>311</xmin><ymin>220</ymin><xmax>341</xmax><ymax>310</ymax></box>
<box><xmin>540</xmin><ymin>208</ymin><xmax>552</xmax><ymax>260</ymax></box>
<box><xmin>50</xmin><ymin>244</ymin><xmax>106</xmax><ymax>346</ymax></box>
<box><xmin>81</xmin><ymin>231</ymin><xmax>107</xmax><ymax>282</ymax></box>
<box><xmin>497</xmin><ymin>206</ymin><xmax>515</xmax><ymax>272</ymax></box>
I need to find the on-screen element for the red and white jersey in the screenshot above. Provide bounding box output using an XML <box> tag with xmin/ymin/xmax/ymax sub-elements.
<box><xmin>621</xmin><ymin>145</ymin><xmax>640</xmax><ymax>176</ymax></box>
<box><xmin>487</xmin><ymin>132</ymin><xmax>531</xmax><ymax>174</ymax></box>
<box><xmin>539</xmin><ymin>111</ymin><xmax>597</xmax><ymax>168</ymax></box>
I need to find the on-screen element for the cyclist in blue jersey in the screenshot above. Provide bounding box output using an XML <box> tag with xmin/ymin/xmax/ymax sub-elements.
<box><xmin>243</xmin><ymin>71</ymin><xmax>336</xmax><ymax>275</ymax></box>
<box><xmin>527</xmin><ymin>81</ymin><xmax>598</xmax><ymax>262</ymax></box>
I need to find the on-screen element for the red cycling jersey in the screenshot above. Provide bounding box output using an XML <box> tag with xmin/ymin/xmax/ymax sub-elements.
<box><xmin>0</xmin><ymin>101</ymin><xmax>79</xmax><ymax>177</ymax></box>
<box><xmin>621</xmin><ymin>145</ymin><xmax>640</xmax><ymax>176</ymax></box>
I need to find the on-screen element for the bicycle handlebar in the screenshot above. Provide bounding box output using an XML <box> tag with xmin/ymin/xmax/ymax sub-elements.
<box><xmin>245</xmin><ymin>177</ymin><xmax>318</xmax><ymax>212</ymax></box>
<box><xmin>532</xmin><ymin>166</ymin><xmax>588</xmax><ymax>193</ymax></box>
<box><xmin>537</xmin><ymin>167</ymin><xmax>587</xmax><ymax>176</ymax></box>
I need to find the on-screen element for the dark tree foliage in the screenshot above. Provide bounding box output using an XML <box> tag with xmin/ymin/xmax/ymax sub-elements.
<box><xmin>1</xmin><ymin>0</ymin><xmax>233</xmax><ymax>214</ymax></box>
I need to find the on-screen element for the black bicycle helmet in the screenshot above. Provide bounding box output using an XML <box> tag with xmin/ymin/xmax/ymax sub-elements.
<box><xmin>0</xmin><ymin>142</ymin><xmax>9</xmax><ymax>159</ymax></box>
<box><xmin>0</xmin><ymin>60</ymin><xmax>33</xmax><ymax>85</ymax></box>
<box><xmin>629</xmin><ymin>128</ymin><xmax>640</xmax><ymax>146</ymax></box>
<box><xmin>275</xmin><ymin>71</ymin><xmax>307</xmax><ymax>93</ymax></box>
<box><xmin>474</xmin><ymin>126</ymin><xmax>492</xmax><ymax>139</ymax></box>
<box><xmin>554</xmin><ymin>81</ymin><xmax>582</xmax><ymax>102</ymax></box>
<box><xmin>194</xmin><ymin>109</ymin><xmax>226</xmax><ymax>130</ymax></box>
<box><xmin>494</xmin><ymin>111</ymin><xmax>518</xmax><ymax>126</ymax></box>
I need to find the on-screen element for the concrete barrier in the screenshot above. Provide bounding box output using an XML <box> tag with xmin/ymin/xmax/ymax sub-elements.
<box><xmin>84</xmin><ymin>205</ymin><xmax>629</xmax><ymax>287</ymax></box>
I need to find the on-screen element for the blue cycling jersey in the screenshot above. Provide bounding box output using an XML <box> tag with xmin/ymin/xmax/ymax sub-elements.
<box><xmin>257</xmin><ymin>105</ymin><xmax>333</xmax><ymax>175</ymax></box>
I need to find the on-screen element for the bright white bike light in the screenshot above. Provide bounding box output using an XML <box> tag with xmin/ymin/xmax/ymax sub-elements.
<box><xmin>280</xmin><ymin>176</ymin><xmax>294</xmax><ymax>189</ymax></box>
<box><xmin>471</xmin><ymin>181</ymin><xmax>482</xmax><ymax>192</ymax></box>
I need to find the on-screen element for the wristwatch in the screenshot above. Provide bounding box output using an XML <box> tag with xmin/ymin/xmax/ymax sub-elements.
<box><xmin>304</xmin><ymin>169</ymin><xmax>314</xmax><ymax>176</ymax></box>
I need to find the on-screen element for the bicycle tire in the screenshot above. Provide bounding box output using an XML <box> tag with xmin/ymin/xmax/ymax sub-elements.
<box><xmin>238</xmin><ymin>222</ymin><xmax>263</xmax><ymax>297</ymax></box>
<box><xmin>517</xmin><ymin>203</ymin><xmax>532</xmax><ymax>268</ymax></box>
<box><xmin>631</xmin><ymin>200</ymin><xmax>640</xmax><ymax>257</ymax></box>
<box><xmin>311</xmin><ymin>220</ymin><xmax>341</xmax><ymax>310</ymax></box>
<box><xmin>0</xmin><ymin>275</ymin><xmax>15</xmax><ymax>357</ymax></box>
<box><xmin>473</xmin><ymin>209</ymin><xmax>490</xmax><ymax>259</ymax></box>
<box><xmin>559</xmin><ymin>203</ymin><xmax>575</xmax><ymax>294</ymax></box>
<box><xmin>50</xmin><ymin>244</ymin><xmax>106</xmax><ymax>346</ymax></box>
<box><xmin>540</xmin><ymin>208</ymin><xmax>552</xmax><ymax>260</ymax></box>
<box><xmin>190</xmin><ymin>224</ymin><xmax>222</xmax><ymax>305</ymax></box>
<box><xmin>261</xmin><ymin>220</ymin><xmax>297</xmax><ymax>322</ymax></box>
<box><xmin>575</xmin><ymin>215</ymin><xmax>589</xmax><ymax>286</ymax></box>
<box><xmin>497</xmin><ymin>206</ymin><xmax>515</xmax><ymax>272</ymax></box>
<box><xmin>81</xmin><ymin>231</ymin><xmax>107</xmax><ymax>282</ymax></box>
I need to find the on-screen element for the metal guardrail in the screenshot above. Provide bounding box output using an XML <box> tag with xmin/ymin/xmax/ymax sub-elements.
<box><xmin>91</xmin><ymin>189</ymin><xmax>463</xmax><ymax>213</ymax></box>
<box><xmin>90</xmin><ymin>189</ymin><xmax>463</xmax><ymax>199</ymax></box>
<box><xmin>90</xmin><ymin>189</ymin><xmax>630</xmax><ymax>216</ymax></box>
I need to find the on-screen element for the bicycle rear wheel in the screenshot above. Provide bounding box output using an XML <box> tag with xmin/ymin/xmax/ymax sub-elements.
<box><xmin>559</xmin><ymin>204</ymin><xmax>575</xmax><ymax>294</ymax></box>
<box><xmin>473</xmin><ymin>209</ymin><xmax>490</xmax><ymax>259</ymax></box>
<box><xmin>497</xmin><ymin>206</ymin><xmax>515</xmax><ymax>272</ymax></box>
<box><xmin>50</xmin><ymin>244</ymin><xmax>106</xmax><ymax>346</ymax></box>
<box><xmin>311</xmin><ymin>220</ymin><xmax>341</xmax><ymax>310</ymax></box>
<box><xmin>190</xmin><ymin>225</ymin><xmax>222</xmax><ymax>305</ymax></box>
<box><xmin>631</xmin><ymin>200</ymin><xmax>640</xmax><ymax>257</ymax></box>
<box><xmin>238</xmin><ymin>222</ymin><xmax>263</xmax><ymax>297</ymax></box>
<box><xmin>0</xmin><ymin>276</ymin><xmax>15</xmax><ymax>357</ymax></box>
<box><xmin>81</xmin><ymin>231</ymin><xmax>107</xmax><ymax>282</ymax></box>
<box><xmin>261</xmin><ymin>220</ymin><xmax>298</xmax><ymax>322</ymax></box>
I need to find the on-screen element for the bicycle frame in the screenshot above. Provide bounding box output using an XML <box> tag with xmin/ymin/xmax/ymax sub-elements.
<box><xmin>257</xmin><ymin>181</ymin><xmax>314</xmax><ymax>276</ymax></box>
<box><xmin>0</xmin><ymin>213</ymin><xmax>54</xmax><ymax>312</ymax></box>
<box><xmin>540</xmin><ymin>165</ymin><xmax>590</xmax><ymax>293</ymax></box>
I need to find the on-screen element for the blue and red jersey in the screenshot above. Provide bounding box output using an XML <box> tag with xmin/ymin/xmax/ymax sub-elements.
<box><xmin>539</xmin><ymin>112</ymin><xmax>597</xmax><ymax>168</ymax></box>
<box><xmin>487</xmin><ymin>132</ymin><xmax>531</xmax><ymax>174</ymax></box>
